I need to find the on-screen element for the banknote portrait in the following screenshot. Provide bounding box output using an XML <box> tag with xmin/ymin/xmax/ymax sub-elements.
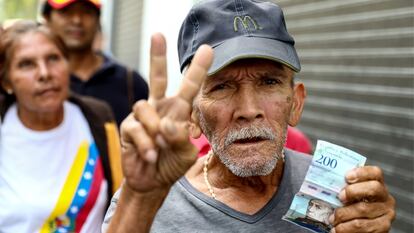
<box><xmin>293</xmin><ymin>198</ymin><xmax>334</xmax><ymax>233</ymax></box>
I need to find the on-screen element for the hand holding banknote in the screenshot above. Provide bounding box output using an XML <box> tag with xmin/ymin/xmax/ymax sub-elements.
<box><xmin>284</xmin><ymin>141</ymin><xmax>395</xmax><ymax>233</ymax></box>
<box><xmin>330</xmin><ymin>166</ymin><xmax>396</xmax><ymax>233</ymax></box>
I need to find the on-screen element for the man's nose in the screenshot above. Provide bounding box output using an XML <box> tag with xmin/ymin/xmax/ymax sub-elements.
<box><xmin>69</xmin><ymin>12</ymin><xmax>82</xmax><ymax>24</ymax></box>
<box><xmin>233</xmin><ymin>86</ymin><xmax>264</xmax><ymax>122</ymax></box>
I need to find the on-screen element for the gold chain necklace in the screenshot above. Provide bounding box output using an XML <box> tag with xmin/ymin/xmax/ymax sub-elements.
<box><xmin>203</xmin><ymin>150</ymin><xmax>216</xmax><ymax>199</ymax></box>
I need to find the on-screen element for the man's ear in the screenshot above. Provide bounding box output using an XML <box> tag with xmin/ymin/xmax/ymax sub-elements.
<box><xmin>189</xmin><ymin>109</ymin><xmax>202</xmax><ymax>139</ymax></box>
<box><xmin>288</xmin><ymin>82</ymin><xmax>306</xmax><ymax>127</ymax></box>
<box><xmin>43</xmin><ymin>13</ymin><xmax>51</xmax><ymax>25</ymax></box>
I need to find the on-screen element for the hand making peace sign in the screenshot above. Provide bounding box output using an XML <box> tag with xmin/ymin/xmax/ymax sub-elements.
<box><xmin>119</xmin><ymin>33</ymin><xmax>213</xmax><ymax>193</ymax></box>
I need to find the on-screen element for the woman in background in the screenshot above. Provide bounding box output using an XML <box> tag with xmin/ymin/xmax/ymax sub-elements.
<box><xmin>0</xmin><ymin>20</ymin><xmax>122</xmax><ymax>233</ymax></box>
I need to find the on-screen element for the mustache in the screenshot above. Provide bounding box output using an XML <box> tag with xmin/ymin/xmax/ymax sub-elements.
<box><xmin>224</xmin><ymin>125</ymin><xmax>276</xmax><ymax>147</ymax></box>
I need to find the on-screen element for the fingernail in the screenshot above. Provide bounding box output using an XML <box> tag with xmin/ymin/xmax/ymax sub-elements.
<box><xmin>338</xmin><ymin>189</ymin><xmax>347</xmax><ymax>203</ymax></box>
<box><xmin>330</xmin><ymin>228</ymin><xmax>336</xmax><ymax>233</ymax></box>
<box><xmin>156</xmin><ymin>134</ymin><xmax>168</xmax><ymax>148</ymax></box>
<box><xmin>329</xmin><ymin>214</ymin><xmax>335</xmax><ymax>224</ymax></box>
<box><xmin>145</xmin><ymin>149</ymin><xmax>158</xmax><ymax>164</ymax></box>
<box><xmin>346</xmin><ymin>169</ymin><xmax>358</xmax><ymax>183</ymax></box>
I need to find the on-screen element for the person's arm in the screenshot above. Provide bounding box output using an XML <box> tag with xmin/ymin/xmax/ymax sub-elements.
<box><xmin>103</xmin><ymin>33</ymin><xmax>213</xmax><ymax>232</ymax></box>
<box><xmin>330</xmin><ymin>166</ymin><xmax>396</xmax><ymax>233</ymax></box>
<box><xmin>105</xmin><ymin>185</ymin><xmax>169</xmax><ymax>233</ymax></box>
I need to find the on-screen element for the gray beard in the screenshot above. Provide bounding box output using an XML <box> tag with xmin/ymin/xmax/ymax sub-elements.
<box><xmin>198</xmin><ymin>111</ymin><xmax>286</xmax><ymax>177</ymax></box>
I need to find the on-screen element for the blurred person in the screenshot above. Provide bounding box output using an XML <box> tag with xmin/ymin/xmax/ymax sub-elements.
<box><xmin>102</xmin><ymin>1</ymin><xmax>395</xmax><ymax>232</ymax></box>
<box><xmin>285</xmin><ymin>126</ymin><xmax>312</xmax><ymax>154</ymax></box>
<box><xmin>0</xmin><ymin>20</ymin><xmax>122</xmax><ymax>233</ymax></box>
<box><xmin>42</xmin><ymin>0</ymin><xmax>149</xmax><ymax>126</ymax></box>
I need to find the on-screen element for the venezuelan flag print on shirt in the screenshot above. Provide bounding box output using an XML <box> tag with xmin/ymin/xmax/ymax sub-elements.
<box><xmin>40</xmin><ymin>141</ymin><xmax>104</xmax><ymax>233</ymax></box>
<box><xmin>0</xmin><ymin>102</ymin><xmax>108</xmax><ymax>233</ymax></box>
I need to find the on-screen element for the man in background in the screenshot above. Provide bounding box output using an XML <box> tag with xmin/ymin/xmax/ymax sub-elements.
<box><xmin>42</xmin><ymin>0</ymin><xmax>148</xmax><ymax>126</ymax></box>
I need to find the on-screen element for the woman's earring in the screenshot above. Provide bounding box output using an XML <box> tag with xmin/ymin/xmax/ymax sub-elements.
<box><xmin>6</xmin><ymin>89</ymin><xmax>13</xmax><ymax>95</ymax></box>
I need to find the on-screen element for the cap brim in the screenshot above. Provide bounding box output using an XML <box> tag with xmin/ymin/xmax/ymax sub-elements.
<box><xmin>208</xmin><ymin>36</ymin><xmax>301</xmax><ymax>75</ymax></box>
<box><xmin>48</xmin><ymin>0</ymin><xmax>100</xmax><ymax>10</ymax></box>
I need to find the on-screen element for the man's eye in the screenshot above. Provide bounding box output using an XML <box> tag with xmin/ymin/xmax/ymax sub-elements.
<box><xmin>59</xmin><ymin>8</ymin><xmax>70</xmax><ymax>16</ymax></box>
<box><xmin>262</xmin><ymin>78</ymin><xmax>281</xmax><ymax>86</ymax></box>
<box><xmin>82</xmin><ymin>8</ymin><xmax>96</xmax><ymax>15</ymax></box>
<box><xmin>211</xmin><ymin>83</ymin><xmax>228</xmax><ymax>91</ymax></box>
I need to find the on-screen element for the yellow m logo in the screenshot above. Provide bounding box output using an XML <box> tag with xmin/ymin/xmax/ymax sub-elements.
<box><xmin>233</xmin><ymin>15</ymin><xmax>262</xmax><ymax>32</ymax></box>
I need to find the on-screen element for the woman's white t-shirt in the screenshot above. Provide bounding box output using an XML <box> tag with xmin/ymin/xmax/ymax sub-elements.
<box><xmin>0</xmin><ymin>101</ymin><xmax>108</xmax><ymax>233</ymax></box>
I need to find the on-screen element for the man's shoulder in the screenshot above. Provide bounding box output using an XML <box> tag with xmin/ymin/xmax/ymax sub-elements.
<box><xmin>68</xmin><ymin>94</ymin><xmax>114</xmax><ymax>120</ymax></box>
<box><xmin>284</xmin><ymin>148</ymin><xmax>312</xmax><ymax>184</ymax></box>
<box><xmin>69</xmin><ymin>94</ymin><xmax>109</xmax><ymax>108</ymax></box>
<box><xmin>97</xmin><ymin>53</ymin><xmax>146</xmax><ymax>81</ymax></box>
<box><xmin>285</xmin><ymin>148</ymin><xmax>312</xmax><ymax>165</ymax></box>
<box><xmin>102</xmin><ymin>53</ymin><xmax>124</xmax><ymax>68</ymax></box>
<box><xmin>99</xmin><ymin>53</ymin><xmax>130</xmax><ymax>74</ymax></box>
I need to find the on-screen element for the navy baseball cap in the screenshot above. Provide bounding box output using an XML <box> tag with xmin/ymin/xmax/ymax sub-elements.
<box><xmin>178</xmin><ymin>0</ymin><xmax>301</xmax><ymax>75</ymax></box>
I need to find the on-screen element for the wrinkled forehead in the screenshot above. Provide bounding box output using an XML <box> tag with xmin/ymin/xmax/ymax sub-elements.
<box><xmin>208</xmin><ymin>58</ymin><xmax>293</xmax><ymax>79</ymax></box>
<box><xmin>185</xmin><ymin>58</ymin><xmax>294</xmax><ymax>86</ymax></box>
<box><xmin>184</xmin><ymin>58</ymin><xmax>292</xmax><ymax>75</ymax></box>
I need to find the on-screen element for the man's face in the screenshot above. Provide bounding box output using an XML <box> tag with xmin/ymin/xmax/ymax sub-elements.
<box><xmin>193</xmin><ymin>59</ymin><xmax>304</xmax><ymax>177</ymax></box>
<box><xmin>307</xmin><ymin>199</ymin><xmax>334</xmax><ymax>224</ymax></box>
<box><xmin>46</xmin><ymin>2</ymin><xmax>99</xmax><ymax>51</ymax></box>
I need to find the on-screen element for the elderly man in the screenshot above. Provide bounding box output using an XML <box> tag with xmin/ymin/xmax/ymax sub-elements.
<box><xmin>103</xmin><ymin>0</ymin><xmax>395</xmax><ymax>232</ymax></box>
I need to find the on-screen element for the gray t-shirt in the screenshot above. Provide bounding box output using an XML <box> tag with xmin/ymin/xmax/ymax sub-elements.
<box><xmin>103</xmin><ymin>149</ymin><xmax>312</xmax><ymax>233</ymax></box>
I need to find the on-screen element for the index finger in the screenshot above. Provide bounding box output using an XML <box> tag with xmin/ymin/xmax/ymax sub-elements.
<box><xmin>177</xmin><ymin>44</ymin><xmax>213</xmax><ymax>104</ymax></box>
<box><xmin>149</xmin><ymin>33</ymin><xmax>168</xmax><ymax>105</ymax></box>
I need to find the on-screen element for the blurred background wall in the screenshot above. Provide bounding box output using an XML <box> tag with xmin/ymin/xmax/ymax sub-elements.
<box><xmin>275</xmin><ymin>1</ymin><xmax>413</xmax><ymax>232</ymax></box>
<box><xmin>1</xmin><ymin>0</ymin><xmax>413</xmax><ymax>232</ymax></box>
<box><xmin>0</xmin><ymin>0</ymin><xmax>39</xmax><ymax>21</ymax></box>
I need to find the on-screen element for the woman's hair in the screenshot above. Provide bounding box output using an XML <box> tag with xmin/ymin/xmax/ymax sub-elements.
<box><xmin>0</xmin><ymin>20</ymin><xmax>68</xmax><ymax>94</ymax></box>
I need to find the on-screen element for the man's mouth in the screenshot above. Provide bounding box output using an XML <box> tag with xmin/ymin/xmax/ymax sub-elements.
<box><xmin>233</xmin><ymin>137</ymin><xmax>267</xmax><ymax>145</ymax></box>
<box><xmin>66</xmin><ymin>29</ymin><xmax>84</xmax><ymax>38</ymax></box>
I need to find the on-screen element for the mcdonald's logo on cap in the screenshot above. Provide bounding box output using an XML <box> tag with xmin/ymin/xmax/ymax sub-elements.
<box><xmin>233</xmin><ymin>15</ymin><xmax>262</xmax><ymax>32</ymax></box>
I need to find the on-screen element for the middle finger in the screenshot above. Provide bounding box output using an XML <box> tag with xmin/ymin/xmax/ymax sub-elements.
<box><xmin>177</xmin><ymin>44</ymin><xmax>213</xmax><ymax>107</ymax></box>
